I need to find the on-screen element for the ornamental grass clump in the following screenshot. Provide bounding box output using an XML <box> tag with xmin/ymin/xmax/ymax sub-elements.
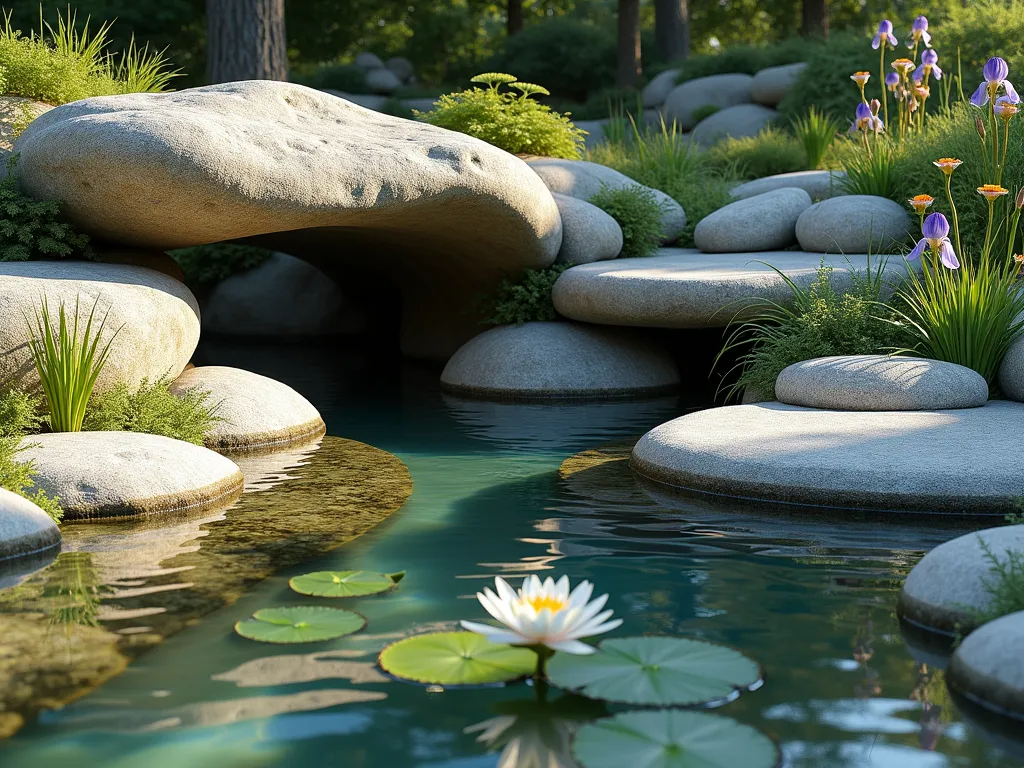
<box><xmin>791</xmin><ymin>107</ymin><xmax>841</xmax><ymax>170</ymax></box>
<box><xmin>418</xmin><ymin>73</ymin><xmax>585</xmax><ymax>159</ymax></box>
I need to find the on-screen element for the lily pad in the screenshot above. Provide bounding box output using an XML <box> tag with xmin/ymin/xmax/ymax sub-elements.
<box><xmin>572</xmin><ymin>710</ymin><xmax>780</xmax><ymax>768</ymax></box>
<box><xmin>379</xmin><ymin>631</ymin><xmax>537</xmax><ymax>686</ymax></box>
<box><xmin>546</xmin><ymin>636</ymin><xmax>762</xmax><ymax>707</ymax></box>
<box><xmin>289</xmin><ymin>570</ymin><xmax>405</xmax><ymax>598</ymax></box>
<box><xmin>234</xmin><ymin>606</ymin><xmax>366</xmax><ymax>643</ymax></box>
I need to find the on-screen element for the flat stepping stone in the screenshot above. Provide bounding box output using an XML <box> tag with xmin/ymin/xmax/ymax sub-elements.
<box><xmin>730</xmin><ymin>170</ymin><xmax>846</xmax><ymax>201</ymax></box>
<box><xmin>440</xmin><ymin>321</ymin><xmax>679</xmax><ymax>401</ymax></box>
<box><xmin>0</xmin><ymin>489</ymin><xmax>60</xmax><ymax>561</ymax></box>
<box><xmin>169</xmin><ymin>366</ymin><xmax>326</xmax><ymax>454</ymax></box>
<box><xmin>776</xmin><ymin>355</ymin><xmax>989</xmax><ymax>411</ymax></box>
<box><xmin>630</xmin><ymin>401</ymin><xmax>1024</xmax><ymax>513</ymax></box>
<box><xmin>18</xmin><ymin>432</ymin><xmax>244</xmax><ymax>520</ymax></box>
<box><xmin>552</xmin><ymin>248</ymin><xmax>912</xmax><ymax>329</ymax></box>
<box><xmin>898</xmin><ymin>526</ymin><xmax>1024</xmax><ymax>637</ymax></box>
<box><xmin>948</xmin><ymin>610</ymin><xmax>1024</xmax><ymax>720</ymax></box>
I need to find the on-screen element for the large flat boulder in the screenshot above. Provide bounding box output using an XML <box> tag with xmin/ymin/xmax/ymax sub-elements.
<box><xmin>551</xmin><ymin>248</ymin><xmax>912</xmax><ymax>329</ymax></box>
<box><xmin>796</xmin><ymin>195</ymin><xmax>912</xmax><ymax>254</ymax></box>
<box><xmin>18</xmin><ymin>432</ymin><xmax>244</xmax><ymax>520</ymax></box>
<box><xmin>690</xmin><ymin>104</ymin><xmax>777</xmax><ymax>146</ymax></box>
<box><xmin>662</xmin><ymin>74</ymin><xmax>753</xmax><ymax>130</ymax></box>
<box><xmin>14</xmin><ymin>81</ymin><xmax>562</xmax><ymax>360</ymax></box>
<box><xmin>730</xmin><ymin>170</ymin><xmax>847</xmax><ymax>201</ymax></box>
<box><xmin>631</xmin><ymin>400</ymin><xmax>1024</xmax><ymax>513</ymax></box>
<box><xmin>0</xmin><ymin>489</ymin><xmax>60</xmax><ymax>562</ymax></box>
<box><xmin>440</xmin><ymin>321</ymin><xmax>679</xmax><ymax>400</ymax></box>
<box><xmin>0</xmin><ymin>261</ymin><xmax>199</xmax><ymax>394</ymax></box>
<box><xmin>693</xmin><ymin>187</ymin><xmax>810</xmax><ymax>252</ymax></box>
<box><xmin>776</xmin><ymin>355</ymin><xmax>989</xmax><ymax>411</ymax></box>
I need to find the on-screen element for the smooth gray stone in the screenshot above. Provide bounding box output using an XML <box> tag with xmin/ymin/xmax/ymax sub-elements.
<box><xmin>899</xmin><ymin>526</ymin><xmax>1024</xmax><ymax>636</ymax></box>
<box><xmin>731</xmin><ymin>170</ymin><xmax>847</xmax><ymax>201</ymax></box>
<box><xmin>18</xmin><ymin>432</ymin><xmax>244</xmax><ymax>520</ymax></box>
<box><xmin>552</xmin><ymin>248</ymin><xmax>912</xmax><ymax>329</ymax></box>
<box><xmin>525</xmin><ymin>157</ymin><xmax>685</xmax><ymax>243</ymax></box>
<box><xmin>641</xmin><ymin>68</ymin><xmax>681</xmax><ymax>108</ymax></box>
<box><xmin>365</xmin><ymin>67</ymin><xmax>401</xmax><ymax>95</ymax></box>
<box><xmin>662</xmin><ymin>73</ymin><xmax>753</xmax><ymax>130</ymax></box>
<box><xmin>0</xmin><ymin>489</ymin><xmax>60</xmax><ymax>562</ymax></box>
<box><xmin>751</xmin><ymin>62</ymin><xmax>808</xmax><ymax>106</ymax></box>
<box><xmin>948</xmin><ymin>610</ymin><xmax>1024</xmax><ymax>718</ymax></box>
<box><xmin>776</xmin><ymin>355</ymin><xmax>989</xmax><ymax>411</ymax></box>
<box><xmin>553</xmin><ymin>193</ymin><xmax>623</xmax><ymax>265</ymax></box>
<box><xmin>999</xmin><ymin>332</ymin><xmax>1024</xmax><ymax>402</ymax></box>
<box><xmin>384</xmin><ymin>56</ymin><xmax>414</xmax><ymax>82</ymax></box>
<box><xmin>690</xmin><ymin>103</ymin><xmax>777</xmax><ymax>146</ymax></box>
<box><xmin>796</xmin><ymin>195</ymin><xmax>912</xmax><ymax>254</ymax></box>
<box><xmin>320</xmin><ymin>90</ymin><xmax>388</xmax><ymax>111</ymax></box>
<box><xmin>440</xmin><ymin>321</ymin><xmax>679</xmax><ymax>400</ymax></box>
<box><xmin>694</xmin><ymin>187</ymin><xmax>810</xmax><ymax>252</ymax></box>
<box><xmin>170</xmin><ymin>366</ymin><xmax>326</xmax><ymax>453</ymax></box>
<box><xmin>353</xmin><ymin>52</ymin><xmax>384</xmax><ymax>70</ymax></box>
<box><xmin>630</xmin><ymin>400</ymin><xmax>1024</xmax><ymax>513</ymax></box>
<box><xmin>574</xmin><ymin>119</ymin><xmax>611</xmax><ymax>150</ymax></box>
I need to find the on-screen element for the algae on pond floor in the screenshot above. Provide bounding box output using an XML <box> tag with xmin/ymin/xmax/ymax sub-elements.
<box><xmin>0</xmin><ymin>436</ymin><xmax>412</xmax><ymax>737</ymax></box>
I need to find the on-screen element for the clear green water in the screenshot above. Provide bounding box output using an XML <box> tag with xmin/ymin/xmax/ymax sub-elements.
<box><xmin>1</xmin><ymin>343</ymin><xmax>1022</xmax><ymax>768</ymax></box>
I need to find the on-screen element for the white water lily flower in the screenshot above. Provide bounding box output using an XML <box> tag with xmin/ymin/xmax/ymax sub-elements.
<box><xmin>461</xmin><ymin>575</ymin><xmax>622</xmax><ymax>655</ymax></box>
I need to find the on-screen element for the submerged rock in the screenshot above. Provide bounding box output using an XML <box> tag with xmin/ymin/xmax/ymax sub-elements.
<box><xmin>14</xmin><ymin>81</ymin><xmax>562</xmax><ymax>359</ymax></box>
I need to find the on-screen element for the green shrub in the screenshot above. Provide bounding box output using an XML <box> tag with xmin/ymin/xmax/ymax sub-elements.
<box><xmin>419</xmin><ymin>73</ymin><xmax>585</xmax><ymax>159</ymax></box>
<box><xmin>939</xmin><ymin>0</ymin><xmax>1024</xmax><ymax>88</ymax></box>
<box><xmin>294</xmin><ymin>63</ymin><xmax>370</xmax><ymax>94</ymax></box>
<box><xmin>0</xmin><ymin>8</ymin><xmax>178</xmax><ymax>105</ymax></box>
<box><xmin>705</xmin><ymin>127</ymin><xmax>806</xmax><ymax>180</ymax></box>
<box><xmin>719</xmin><ymin>261</ymin><xmax>908</xmax><ymax>400</ymax></box>
<box><xmin>169</xmin><ymin>243</ymin><xmax>272</xmax><ymax>286</ymax></box>
<box><xmin>0</xmin><ymin>162</ymin><xmax>93</xmax><ymax>262</ymax></box>
<box><xmin>791</xmin><ymin>107</ymin><xmax>842</xmax><ymax>170</ymax></box>
<box><xmin>589</xmin><ymin>183</ymin><xmax>664</xmax><ymax>257</ymax></box>
<box><xmin>482</xmin><ymin>265</ymin><xmax>569</xmax><ymax>326</ymax></box>
<box><xmin>0</xmin><ymin>389</ymin><xmax>60</xmax><ymax>522</ymax></box>
<box><xmin>690</xmin><ymin>104</ymin><xmax>721</xmax><ymax>124</ymax></box>
<box><xmin>0</xmin><ymin>388</ymin><xmax>41</xmax><ymax>438</ymax></box>
<box><xmin>83</xmin><ymin>377</ymin><xmax>218</xmax><ymax>445</ymax></box>
<box><xmin>674</xmin><ymin>38</ymin><xmax>810</xmax><ymax>85</ymax></box>
<box><xmin>668</xmin><ymin>173</ymin><xmax>736</xmax><ymax>248</ymax></box>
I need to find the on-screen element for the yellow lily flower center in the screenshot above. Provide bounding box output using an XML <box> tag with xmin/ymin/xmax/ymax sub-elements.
<box><xmin>526</xmin><ymin>595</ymin><xmax>567</xmax><ymax>613</ymax></box>
<box><xmin>978</xmin><ymin>184</ymin><xmax>1009</xmax><ymax>200</ymax></box>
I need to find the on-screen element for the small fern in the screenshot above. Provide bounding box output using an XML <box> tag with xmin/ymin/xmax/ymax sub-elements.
<box><xmin>0</xmin><ymin>158</ymin><xmax>92</xmax><ymax>262</ymax></box>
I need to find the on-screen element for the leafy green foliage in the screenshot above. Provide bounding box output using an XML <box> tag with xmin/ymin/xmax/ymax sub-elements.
<box><xmin>482</xmin><ymin>265</ymin><xmax>569</xmax><ymax>326</ymax></box>
<box><xmin>719</xmin><ymin>262</ymin><xmax>908</xmax><ymax>401</ymax></box>
<box><xmin>82</xmin><ymin>376</ymin><xmax>218</xmax><ymax>445</ymax></box>
<box><xmin>938</xmin><ymin>0</ymin><xmax>1024</xmax><ymax>88</ymax></box>
<box><xmin>792</xmin><ymin>107</ymin><xmax>842</xmax><ymax>170</ymax></box>
<box><xmin>0</xmin><ymin>8</ymin><xmax>178</xmax><ymax>105</ymax></box>
<box><xmin>0</xmin><ymin>389</ymin><xmax>60</xmax><ymax>522</ymax></box>
<box><xmin>705</xmin><ymin>126</ymin><xmax>806</xmax><ymax>181</ymax></box>
<box><xmin>289</xmin><ymin>570</ymin><xmax>404</xmax><ymax>598</ymax></box>
<box><xmin>28</xmin><ymin>296</ymin><xmax>118</xmax><ymax>433</ymax></box>
<box><xmin>420</xmin><ymin>74</ymin><xmax>585</xmax><ymax>159</ymax></box>
<box><xmin>589</xmin><ymin>184</ymin><xmax>664</xmax><ymax>258</ymax></box>
<box><xmin>970</xmin><ymin>536</ymin><xmax>1024</xmax><ymax>627</ymax></box>
<box><xmin>234</xmin><ymin>606</ymin><xmax>366</xmax><ymax>644</ymax></box>
<box><xmin>169</xmin><ymin>243</ymin><xmax>272</xmax><ymax>287</ymax></box>
<box><xmin>777</xmin><ymin>32</ymin><xmax>879</xmax><ymax>121</ymax></box>
<box><xmin>378</xmin><ymin>631</ymin><xmax>537</xmax><ymax>686</ymax></box>
<box><xmin>0</xmin><ymin>165</ymin><xmax>92</xmax><ymax>262</ymax></box>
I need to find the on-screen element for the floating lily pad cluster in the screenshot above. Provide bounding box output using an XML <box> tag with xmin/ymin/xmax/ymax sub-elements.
<box><xmin>233</xmin><ymin>570</ymin><xmax>404</xmax><ymax>644</ymax></box>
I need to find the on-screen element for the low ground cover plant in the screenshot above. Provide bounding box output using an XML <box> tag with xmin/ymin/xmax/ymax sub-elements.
<box><xmin>0</xmin><ymin>388</ymin><xmax>59</xmax><ymax>522</ymax></box>
<box><xmin>705</xmin><ymin>126</ymin><xmax>806</xmax><ymax>180</ymax></box>
<box><xmin>589</xmin><ymin>183</ymin><xmax>664</xmax><ymax>258</ymax></box>
<box><xmin>481</xmin><ymin>264</ymin><xmax>568</xmax><ymax>325</ymax></box>
<box><xmin>83</xmin><ymin>377</ymin><xmax>219</xmax><ymax>445</ymax></box>
<box><xmin>0</xmin><ymin>160</ymin><xmax>92</xmax><ymax>262</ymax></box>
<box><xmin>170</xmin><ymin>243</ymin><xmax>271</xmax><ymax>287</ymax></box>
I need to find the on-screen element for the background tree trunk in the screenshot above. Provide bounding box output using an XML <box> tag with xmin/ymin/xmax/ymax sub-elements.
<box><xmin>801</xmin><ymin>0</ymin><xmax>829</xmax><ymax>39</ymax></box>
<box><xmin>616</xmin><ymin>0</ymin><xmax>641</xmax><ymax>87</ymax></box>
<box><xmin>207</xmin><ymin>0</ymin><xmax>288</xmax><ymax>83</ymax></box>
<box><xmin>654</xmin><ymin>0</ymin><xmax>690</xmax><ymax>61</ymax></box>
<box><xmin>507</xmin><ymin>0</ymin><xmax>523</xmax><ymax>36</ymax></box>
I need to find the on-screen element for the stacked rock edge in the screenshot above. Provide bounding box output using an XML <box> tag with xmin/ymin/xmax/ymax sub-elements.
<box><xmin>440</xmin><ymin>322</ymin><xmax>680</xmax><ymax>401</ymax></box>
<box><xmin>898</xmin><ymin>525</ymin><xmax>1024</xmax><ymax>637</ymax></box>
<box><xmin>13</xmin><ymin>81</ymin><xmax>561</xmax><ymax>360</ymax></box>
<box><xmin>0</xmin><ymin>489</ymin><xmax>60</xmax><ymax>561</ymax></box>
<box><xmin>170</xmin><ymin>366</ymin><xmax>326</xmax><ymax>454</ymax></box>
<box><xmin>630</xmin><ymin>401</ymin><xmax>1024</xmax><ymax>513</ymax></box>
<box><xmin>18</xmin><ymin>432</ymin><xmax>244</xmax><ymax>520</ymax></box>
<box><xmin>775</xmin><ymin>355</ymin><xmax>989</xmax><ymax>411</ymax></box>
<box><xmin>948</xmin><ymin>610</ymin><xmax>1024</xmax><ymax>719</ymax></box>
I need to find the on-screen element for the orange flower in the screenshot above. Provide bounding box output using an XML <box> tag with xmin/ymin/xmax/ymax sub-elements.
<box><xmin>977</xmin><ymin>184</ymin><xmax>1010</xmax><ymax>201</ymax></box>
<box><xmin>850</xmin><ymin>71</ymin><xmax>871</xmax><ymax>86</ymax></box>
<box><xmin>933</xmin><ymin>158</ymin><xmax>963</xmax><ymax>175</ymax></box>
<box><xmin>908</xmin><ymin>194</ymin><xmax>934</xmax><ymax>213</ymax></box>
<box><xmin>892</xmin><ymin>58</ymin><xmax>915</xmax><ymax>74</ymax></box>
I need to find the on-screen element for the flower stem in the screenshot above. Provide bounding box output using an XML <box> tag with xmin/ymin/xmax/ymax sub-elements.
<box><xmin>530</xmin><ymin>645</ymin><xmax>554</xmax><ymax>680</ymax></box>
<box><xmin>946</xmin><ymin>174</ymin><xmax>963</xmax><ymax>259</ymax></box>
<box><xmin>880</xmin><ymin>45</ymin><xmax>889</xmax><ymax>129</ymax></box>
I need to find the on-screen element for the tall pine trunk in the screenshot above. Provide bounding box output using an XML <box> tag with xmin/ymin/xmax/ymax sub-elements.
<box><xmin>207</xmin><ymin>0</ymin><xmax>288</xmax><ymax>83</ymax></box>
<box><xmin>654</xmin><ymin>0</ymin><xmax>690</xmax><ymax>62</ymax></box>
<box><xmin>507</xmin><ymin>0</ymin><xmax>523</xmax><ymax>36</ymax></box>
<box><xmin>616</xmin><ymin>0</ymin><xmax>641</xmax><ymax>87</ymax></box>
<box><xmin>801</xmin><ymin>0</ymin><xmax>829</xmax><ymax>39</ymax></box>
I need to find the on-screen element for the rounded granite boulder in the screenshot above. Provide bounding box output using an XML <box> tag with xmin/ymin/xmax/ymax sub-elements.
<box><xmin>169</xmin><ymin>366</ymin><xmax>326</xmax><ymax>453</ymax></box>
<box><xmin>0</xmin><ymin>261</ymin><xmax>199</xmax><ymax>394</ymax></box>
<box><xmin>751</xmin><ymin>62</ymin><xmax>807</xmax><ymax>106</ymax></box>
<box><xmin>998</xmin><ymin>332</ymin><xmax>1024</xmax><ymax>403</ymax></box>
<box><xmin>630</xmin><ymin>400</ymin><xmax>1024</xmax><ymax>513</ymax></box>
<box><xmin>796</xmin><ymin>195</ymin><xmax>912</xmax><ymax>254</ymax></box>
<box><xmin>662</xmin><ymin>73</ymin><xmax>753</xmax><ymax>130</ymax></box>
<box><xmin>898</xmin><ymin>526</ymin><xmax>1024</xmax><ymax>637</ymax></box>
<box><xmin>641</xmin><ymin>68</ymin><xmax>681</xmax><ymax>108</ymax></box>
<box><xmin>440</xmin><ymin>322</ymin><xmax>680</xmax><ymax>400</ymax></box>
<box><xmin>948</xmin><ymin>610</ymin><xmax>1024</xmax><ymax>719</ymax></box>
<box><xmin>775</xmin><ymin>355</ymin><xmax>989</xmax><ymax>411</ymax></box>
<box><xmin>0</xmin><ymin>489</ymin><xmax>60</xmax><ymax>561</ymax></box>
<box><xmin>553</xmin><ymin>193</ymin><xmax>623</xmax><ymax>264</ymax></box>
<box><xmin>693</xmin><ymin>188</ymin><xmax>811</xmax><ymax>253</ymax></box>
<box><xmin>17</xmin><ymin>432</ymin><xmax>244</xmax><ymax>520</ymax></box>
<box><xmin>365</xmin><ymin>67</ymin><xmax>401</xmax><ymax>95</ymax></box>
<box><xmin>730</xmin><ymin>170</ymin><xmax>847</xmax><ymax>201</ymax></box>
<box><xmin>690</xmin><ymin>104</ymin><xmax>777</xmax><ymax>146</ymax></box>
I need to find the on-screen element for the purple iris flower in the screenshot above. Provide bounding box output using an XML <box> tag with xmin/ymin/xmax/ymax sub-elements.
<box><xmin>872</xmin><ymin>20</ymin><xmax>898</xmax><ymax>50</ymax></box>
<box><xmin>885</xmin><ymin>72</ymin><xmax>899</xmax><ymax>88</ymax></box>
<box><xmin>849</xmin><ymin>101</ymin><xmax>884</xmax><ymax>135</ymax></box>
<box><xmin>971</xmin><ymin>57</ymin><xmax>1020</xmax><ymax>106</ymax></box>
<box><xmin>908</xmin><ymin>213</ymin><xmax>959</xmax><ymax>269</ymax></box>
<box><xmin>907</xmin><ymin>15</ymin><xmax>931</xmax><ymax>48</ymax></box>
<box><xmin>914</xmin><ymin>49</ymin><xmax>942</xmax><ymax>82</ymax></box>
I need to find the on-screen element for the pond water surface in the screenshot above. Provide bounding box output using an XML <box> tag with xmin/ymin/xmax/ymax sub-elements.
<box><xmin>0</xmin><ymin>342</ymin><xmax>1021</xmax><ymax>768</ymax></box>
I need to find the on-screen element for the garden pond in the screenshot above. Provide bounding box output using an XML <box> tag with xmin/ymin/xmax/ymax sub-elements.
<box><xmin>0</xmin><ymin>340</ymin><xmax>1021</xmax><ymax>768</ymax></box>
